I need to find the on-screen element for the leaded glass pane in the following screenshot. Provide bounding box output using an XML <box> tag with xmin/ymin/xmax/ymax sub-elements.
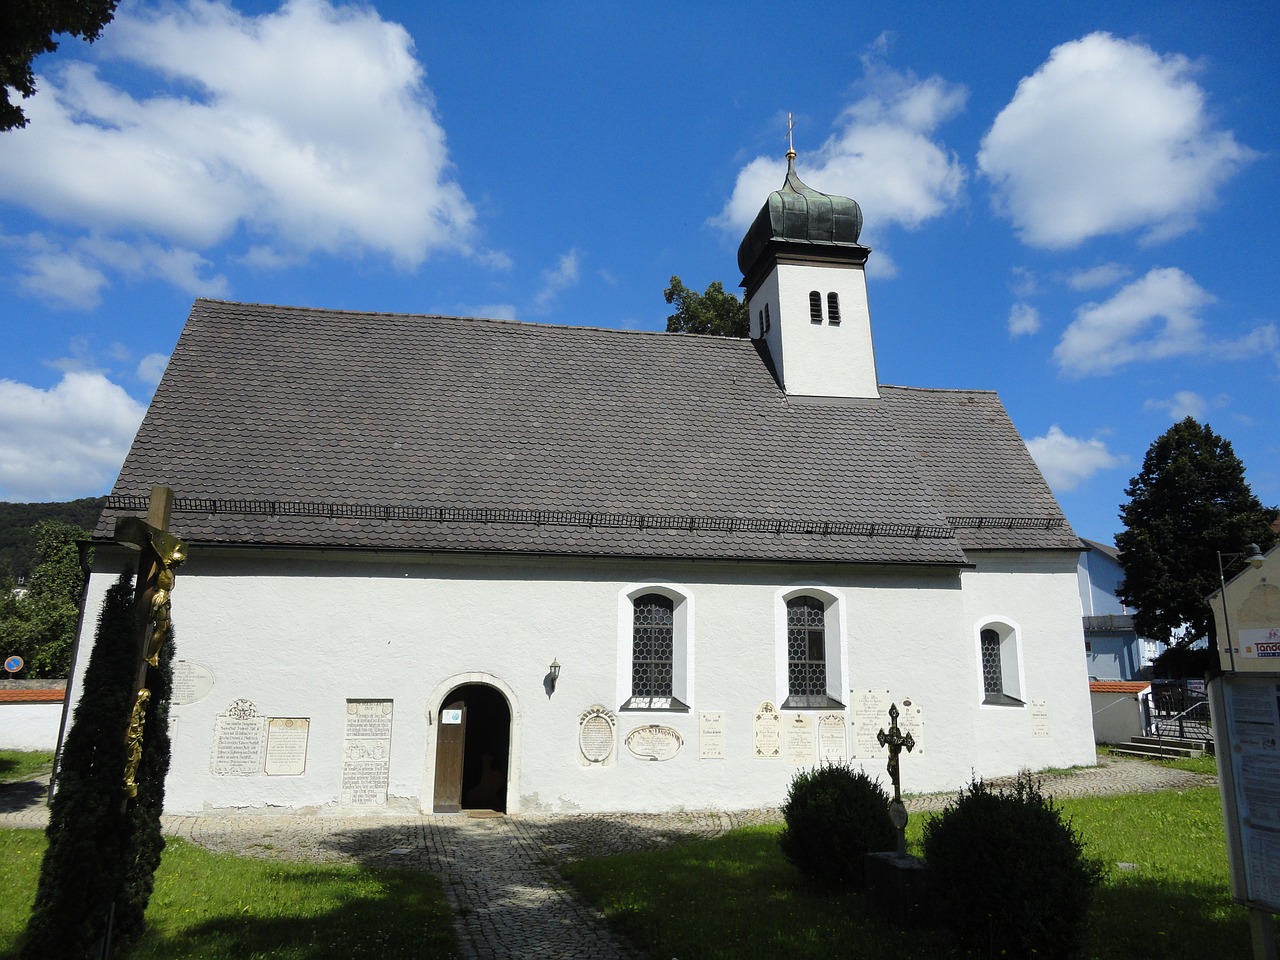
<box><xmin>787</xmin><ymin>596</ymin><xmax>826</xmax><ymax>697</ymax></box>
<box><xmin>981</xmin><ymin>628</ymin><xmax>1003</xmax><ymax>695</ymax></box>
<box><xmin>632</xmin><ymin>594</ymin><xmax>674</xmax><ymax>698</ymax></box>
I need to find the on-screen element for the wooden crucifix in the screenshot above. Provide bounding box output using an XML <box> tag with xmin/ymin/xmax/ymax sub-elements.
<box><xmin>877</xmin><ymin>702</ymin><xmax>915</xmax><ymax>856</ymax></box>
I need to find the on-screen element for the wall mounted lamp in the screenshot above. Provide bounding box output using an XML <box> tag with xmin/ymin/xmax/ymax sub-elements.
<box><xmin>549</xmin><ymin>658</ymin><xmax>561</xmax><ymax>691</ymax></box>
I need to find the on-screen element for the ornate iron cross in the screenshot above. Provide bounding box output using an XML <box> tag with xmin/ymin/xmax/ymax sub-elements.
<box><xmin>877</xmin><ymin>702</ymin><xmax>915</xmax><ymax>804</ymax></box>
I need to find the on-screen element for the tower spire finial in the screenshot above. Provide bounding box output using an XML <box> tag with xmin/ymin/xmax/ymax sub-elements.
<box><xmin>786</xmin><ymin>112</ymin><xmax>796</xmax><ymax>162</ymax></box>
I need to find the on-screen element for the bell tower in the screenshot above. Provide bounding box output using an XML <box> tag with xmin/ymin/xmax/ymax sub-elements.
<box><xmin>737</xmin><ymin>136</ymin><xmax>878</xmax><ymax>399</ymax></box>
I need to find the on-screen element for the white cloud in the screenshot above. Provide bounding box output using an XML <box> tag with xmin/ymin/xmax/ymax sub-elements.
<box><xmin>0</xmin><ymin>371</ymin><xmax>146</xmax><ymax>501</ymax></box>
<box><xmin>1008</xmin><ymin>303</ymin><xmax>1041</xmax><ymax>337</ymax></box>
<box><xmin>716</xmin><ymin>61</ymin><xmax>967</xmax><ymax>246</ymax></box>
<box><xmin>1054</xmin><ymin>267</ymin><xmax>1278</xmax><ymax>377</ymax></box>
<box><xmin>1009</xmin><ymin>266</ymin><xmax>1038</xmax><ymax>298</ymax></box>
<box><xmin>1026</xmin><ymin>425</ymin><xmax>1123</xmax><ymax>492</ymax></box>
<box><xmin>16</xmin><ymin>238</ymin><xmax>109</xmax><ymax>309</ymax></box>
<box><xmin>0</xmin><ymin>0</ymin><xmax>478</xmax><ymax>290</ymax></box>
<box><xmin>533</xmin><ymin>249</ymin><xmax>581</xmax><ymax>311</ymax></box>
<box><xmin>1143</xmin><ymin>390</ymin><xmax>1208</xmax><ymax>421</ymax></box>
<box><xmin>461</xmin><ymin>303</ymin><xmax>518</xmax><ymax>321</ymax></box>
<box><xmin>979</xmin><ymin>32</ymin><xmax>1257</xmax><ymax>248</ymax></box>
<box><xmin>136</xmin><ymin>353</ymin><xmax>170</xmax><ymax>385</ymax></box>
<box><xmin>1066</xmin><ymin>262</ymin><xmax>1132</xmax><ymax>291</ymax></box>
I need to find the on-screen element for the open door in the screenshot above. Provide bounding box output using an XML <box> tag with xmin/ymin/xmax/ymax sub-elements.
<box><xmin>432</xmin><ymin>698</ymin><xmax>466</xmax><ymax>813</ymax></box>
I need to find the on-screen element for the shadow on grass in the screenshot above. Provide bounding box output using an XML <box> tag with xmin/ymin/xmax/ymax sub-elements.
<box><xmin>1083</xmin><ymin>873</ymin><xmax>1253</xmax><ymax>960</ymax></box>
<box><xmin>132</xmin><ymin>866</ymin><xmax>455</xmax><ymax>960</ymax></box>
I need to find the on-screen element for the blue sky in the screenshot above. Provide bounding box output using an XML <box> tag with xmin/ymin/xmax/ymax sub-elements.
<box><xmin>0</xmin><ymin>1</ymin><xmax>1277</xmax><ymax>546</ymax></box>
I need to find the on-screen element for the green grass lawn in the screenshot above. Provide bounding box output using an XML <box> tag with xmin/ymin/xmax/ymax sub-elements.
<box><xmin>0</xmin><ymin>751</ymin><xmax>54</xmax><ymax>784</ymax></box>
<box><xmin>562</xmin><ymin>786</ymin><xmax>1252</xmax><ymax>960</ymax></box>
<box><xmin>0</xmin><ymin>830</ymin><xmax>459</xmax><ymax>959</ymax></box>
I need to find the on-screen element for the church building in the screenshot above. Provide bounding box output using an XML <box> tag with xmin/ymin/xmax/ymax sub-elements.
<box><xmin>67</xmin><ymin>152</ymin><xmax>1095</xmax><ymax>815</ymax></box>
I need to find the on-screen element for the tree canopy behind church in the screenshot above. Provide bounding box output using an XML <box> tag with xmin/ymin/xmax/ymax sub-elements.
<box><xmin>664</xmin><ymin>276</ymin><xmax>749</xmax><ymax>338</ymax></box>
<box><xmin>1</xmin><ymin>0</ymin><xmax>120</xmax><ymax>131</ymax></box>
<box><xmin>1116</xmin><ymin>417</ymin><xmax>1278</xmax><ymax>652</ymax></box>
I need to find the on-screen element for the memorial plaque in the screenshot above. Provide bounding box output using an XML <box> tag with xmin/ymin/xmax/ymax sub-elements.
<box><xmin>625</xmin><ymin>724</ymin><xmax>683</xmax><ymax>761</ymax></box>
<box><xmin>783</xmin><ymin>712</ymin><xmax>816</xmax><ymax>765</ymax></box>
<box><xmin>578</xmin><ymin>705</ymin><xmax>617</xmax><ymax>766</ymax></box>
<box><xmin>171</xmin><ymin>660</ymin><xmax>215</xmax><ymax>706</ymax></box>
<box><xmin>341</xmin><ymin>699</ymin><xmax>393</xmax><ymax>804</ymax></box>
<box><xmin>1031</xmin><ymin>699</ymin><xmax>1050</xmax><ymax>738</ymax></box>
<box><xmin>264</xmin><ymin>718</ymin><xmax>310</xmax><ymax>776</ymax></box>
<box><xmin>699</xmin><ymin>711</ymin><xmax>725</xmax><ymax>760</ymax></box>
<box><xmin>817</xmin><ymin>713</ymin><xmax>847</xmax><ymax>762</ymax></box>
<box><xmin>211</xmin><ymin>699</ymin><xmax>265</xmax><ymax>776</ymax></box>
<box><xmin>753</xmin><ymin>701</ymin><xmax>781</xmax><ymax>759</ymax></box>
<box><xmin>897</xmin><ymin>697</ymin><xmax>924</xmax><ymax>754</ymax></box>
<box><xmin>852</xmin><ymin>690</ymin><xmax>892</xmax><ymax>758</ymax></box>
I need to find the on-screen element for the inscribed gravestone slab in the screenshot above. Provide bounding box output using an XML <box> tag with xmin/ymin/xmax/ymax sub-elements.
<box><xmin>265</xmin><ymin>718</ymin><xmax>310</xmax><ymax>775</ymax></box>
<box><xmin>624</xmin><ymin>724</ymin><xmax>683</xmax><ymax>761</ymax></box>
<box><xmin>753</xmin><ymin>701</ymin><xmax>781</xmax><ymax>759</ymax></box>
<box><xmin>817</xmin><ymin>713</ymin><xmax>847</xmax><ymax>762</ymax></box>
<box><xmin>211</xmin><ymin>698</ymin><xmax>265</xmax><ymax>776</ymax></box>
<box><xmin>1031</xmin><ymin>699</ymin><xmax>1050</xmax><ymax>738</ymax></box>
<box><xmin>897</xmin><ymin>697</ymin><xmax>924</xmax><ymax>753</ymax></box>
<box><xmin>171</xmin><ymin>660</ymin><xmax>215</xmax><ymax>706</ymax></box>
<box><xmin>783</xmin><ymin>712</ymin><xmax>816</xmax><ymax>765</ymax></box>
<box><xmin>578</xmin><ymin>705</ymin><xmax>617</xmax><ymax>766</ymax></box>
<box><xmin>851</xmin><ymin>690</ymin><xmax>892</xmax><ymax>758</ymax></box>
<box><xmin>699</xmin><ymin>711</ymin><xmax>725</xmax><ymax>759</ymax></box>
<box><xmin>341</xmin><ymin>700</ymin><xmax>393</xmax><ymax>804</ymax></box>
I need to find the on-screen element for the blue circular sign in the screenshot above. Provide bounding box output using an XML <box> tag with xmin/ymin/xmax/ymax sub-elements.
<box><xmin>4</xmin><ymin>655</ymin><xmax>23</xmax><ymax>673</ymax></box>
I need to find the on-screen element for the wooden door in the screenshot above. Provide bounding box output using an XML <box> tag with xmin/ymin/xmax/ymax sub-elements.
<box><xmin>432</xmin><ymin>699</ymin><xmax>466</xmax><ymax>813</ymax></box>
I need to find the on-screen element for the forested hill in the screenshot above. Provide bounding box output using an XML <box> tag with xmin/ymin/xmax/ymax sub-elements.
<box><xmin>0</xmin><ymin>498</ymin><xmax>106</xmax><ymax>581</ymax></box>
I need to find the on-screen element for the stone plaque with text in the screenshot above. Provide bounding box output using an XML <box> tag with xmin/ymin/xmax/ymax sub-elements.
<box><xmin>341</xmin><ymin>700</ymin><xmax>392</xmax><ymax>804</ymax></box>
<box><xmin>624</xmin><ymin>724</ymin><xmax>683</xmax><ymax>761</ymax></box>
<box><xmin>210</xmin><ymin>699</ymin><xmax>265</xmax><ymax>776</ymax></box>
<box><xmin>265</xmin><ymin>718</ymin><xmax>310</xmax><ymax>776</ymax></box>
<box><xmin>578</xmin><ymin>705</ymin><xmax>617</xmax><ymax>766</ymax></box>
<box><xmin>851</xmin><ymin>690</ymin><xmax>892</xmax><ymax>758</ymax></box>
<box><xmin>783</xmin><ymin>712</ymin><xmax>816</xmax><ymax>765</ymax></box>
<box><xmin>753</xmin><ymin>701</ymin><xmax>781</xmax><ymax>759</ymax></box>
<box><xmin>897</xmin><ymin>697</ymin><xmax>925</xmax><ymax>754</ymax></box>
<box><xmin>1031</xmin><ymin>699</ymin><xmax>1050</xmax><ymax>738</ymax></box>
<box><xmin>699</xmin><ymin>711</ymin><xmax>724</xmax><ymax>759</ymax></box>
<box><xmin>172</xmin><ymin>660</ymin><xmax>215</xmax><ymax>706</ymax></box>
<box><xmin>817</xmin><ymin>713</ymin><xmax>847</xmax><ymax>762</ymax></box>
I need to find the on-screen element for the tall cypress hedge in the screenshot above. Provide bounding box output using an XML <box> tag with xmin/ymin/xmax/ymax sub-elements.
<box><xmin>21</xmin><ymin>572</ymin><xmax>175</xmax><ymax>957</ymax></box>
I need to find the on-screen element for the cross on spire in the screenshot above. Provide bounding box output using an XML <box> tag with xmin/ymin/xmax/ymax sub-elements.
<box><xmin>786</xmin><ymin>112</ymin><xmax>796</xmax><ymax>161</ymax></box>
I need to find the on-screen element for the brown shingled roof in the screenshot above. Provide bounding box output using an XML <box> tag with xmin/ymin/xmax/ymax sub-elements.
<box><xmin>97</xmin><ymin>299</ymin><xmax>1075</xmax><ymax>563</ymax></box>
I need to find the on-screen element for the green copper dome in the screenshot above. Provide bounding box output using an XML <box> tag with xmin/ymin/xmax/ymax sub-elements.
<box><xmin>736</xmin><ymin>157</ymin><xmax>865</xmax><ymax>278</ymax></box>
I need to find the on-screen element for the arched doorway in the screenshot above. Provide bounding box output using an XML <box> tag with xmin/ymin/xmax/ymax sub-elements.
<box><xmin>432</xmin><ymin>683</ymin><xmax>511</xmax><ymax>813</ymax></box>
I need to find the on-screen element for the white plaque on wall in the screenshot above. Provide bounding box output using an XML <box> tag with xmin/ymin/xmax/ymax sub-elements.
<box><xmin>171</xmin><ymin>660</ymin><xmax>215</xmax><ymax>706</ymax></box>
<box><xmin>264</xmin><ymin>718</ymin><xmax>310</xmax><ymax>776</ymax></box>
<box><xmin>817</xmin><ymin>713</ymin><xmax>847</xmax><ymax>763</ymax></box>
<box><xmin>624</xmin><ymin>724</ymin><xmax>683</xmax><ymax>761</ymax></box>
<box><xmin>851</xmin><ymin>690</ymin><xmax>892</xmax><ymax>758</ymax></box>
<box><xmin>341</xmin><ymin>699</ymin><xmax>393</xmax><ymax>804</ymax></box>
<box><xmin>783</xmin><ymin>712</ymin><xmax>816</xmax><ymax>765</ymax></box>
<box><xmin>1031</xmin><ymin>699</ymin><xmax>1050</xmax><ymax>738</ymax></box>
<box><xmin>578</xmin><ymin>705</ymin><xmax>617</xmax><ymax>766</ymax></box>
<box><xmin>210</xmin><ymin>699</ymin><xmax>266</xmax><ymax>776</ymax></box>
<box><xmin>699</xmin><ymin>711</ymin><xmax>725</xmax><ymax>760</ymax></box>
<box><xmin>753</xmin><ymin>701</ymin><xmax>781</xmax><ymax>759</ymax></box>
<box><xmin>897</xmin><ymin>697</ymin><xmax>925</xmax><ymax>754</ymax></box>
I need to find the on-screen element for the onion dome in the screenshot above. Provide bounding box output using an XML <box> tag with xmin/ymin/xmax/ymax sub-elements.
<box><xmin>736</xmin><ymin>154</ymin><xmax>865</xmax><ymax>278</ymax></box>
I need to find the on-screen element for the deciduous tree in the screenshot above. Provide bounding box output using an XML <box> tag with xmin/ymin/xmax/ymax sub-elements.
<box><xmin>0</xmin><ymin>520</ymin><xmax>89</xmax><ymax>677</ymax></box>
<box><xmin>664</xmin><ymin>276</ymin><xmax>749</xmax><ymax>338</ymax></box>
<box><xmin>1116</xmin><ymin>417</ymin><xmax>1278</xmax><ymax>656</ymax></box>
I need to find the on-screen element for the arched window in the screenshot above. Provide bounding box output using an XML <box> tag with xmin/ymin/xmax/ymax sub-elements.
<box><xmin>757</xmin><ymin>308</ymin><xmax>763</xmax><ymax>337</ymax></box>
<box><xmin>809</xmin><ymin>290</ymin><xmax>823</xmax><ymax>324</ymax></box>
<box><xmin>827</xmin><ymin>292</ymin><xmax>841</xmax><ymax>325</ymax></box>
<box><xmin>785</xmin><ymin>595</ymin><xmax>841</xmax><ymax>707</ymax></box>
<box><xmin>764</xmin><ymin>301</ymin><xmax>771</xmax><ymax>333</ymax></box>
<box><xmin>979</xmin><ymin>622</ymin><xmax>1024</xmax><ymax>706</ymax></box>
<box><xmin>621</xmin><ymin>588</ymin><xmax>691</xmax><ymax>710</ymax></box>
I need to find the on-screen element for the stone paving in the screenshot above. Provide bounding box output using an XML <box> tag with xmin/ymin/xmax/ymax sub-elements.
<box><xmin>0</xmin><ymin>756</ymin><xmax>1217</xmax><ymax>960</ymax></box>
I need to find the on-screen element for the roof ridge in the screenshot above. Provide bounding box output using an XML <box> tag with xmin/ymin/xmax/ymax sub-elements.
<box><xmin>879</xmin><ymin>383</ymin><xmax>999</xmax><ymax>397</ymax></box>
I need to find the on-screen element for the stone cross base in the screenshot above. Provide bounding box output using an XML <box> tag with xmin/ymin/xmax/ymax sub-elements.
<box><xmin>864</xmin><ymin>851</ymin><xmax>930</xmax><ymax>928</ymax></box>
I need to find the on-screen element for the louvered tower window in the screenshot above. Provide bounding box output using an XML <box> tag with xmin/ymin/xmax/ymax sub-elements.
<box><xmin>827</xmin><ymin>292</ymin><xmax>841</xmax><ymax>325</ymax></box>
<box><xmin>809</xmin><ymin>290</ymin><xmax>823</xmax><ymax>323</ymax></box>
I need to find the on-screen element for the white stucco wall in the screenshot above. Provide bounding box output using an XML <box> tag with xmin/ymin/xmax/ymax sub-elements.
<box><xmin>1090</xmin><ymin>690</ymin><xmax>1147</xmax><ymax>744</ymax></box>
<box><xmin>0</xmin><ymin>703</ymin><xmax>64</xmax><ymax>751</ymax></box>
<box><xmin>66</xmin><ymin>544</ymin><xmax>1095</xmax><ymax>816</ymax></box>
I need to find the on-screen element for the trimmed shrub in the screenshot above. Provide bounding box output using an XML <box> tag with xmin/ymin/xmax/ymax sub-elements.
<box><xmin>779</xmin><ymin>763</ymin><xmax>896</xmax><ymax>886</ymax></box>
<box><xmin>922</xmin><ymin>772</ymin><xmax>1105</xmax><ymax>959</ymax></box>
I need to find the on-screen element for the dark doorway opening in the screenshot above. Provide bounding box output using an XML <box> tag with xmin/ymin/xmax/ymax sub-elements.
<box><xmin>433</xmin><ymin>683</ymin><xmax>510</xmax><ymax>813</ymax></box>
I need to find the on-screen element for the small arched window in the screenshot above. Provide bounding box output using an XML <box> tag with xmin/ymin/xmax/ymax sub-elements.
<box><xmin>764</xmin><ymin>302</ymin><xmax>771</xmax><ymax>333</ymax></box>
<box><xmin>809</xmin><ymin>291</ymin><xmax>823</xmax><ymax>324</ymax></box>
<box><xmin>787</xmin><ymin>595</ymin><xmax>829</xmax><ymax>705</ymax></box>
<box><xmin>979</xmin><ymin>623</ymin><xmax>1024</xmax><ymax>706</ymax></box>
<box><xmin>827</xmin><ymin>292</ymin><xmax>841</xmax><ymax>325</ymax></box>
<box><xmin>632</xmin><ymin>593</ymin><xmax>674</xmax><ymax>700</ymax></box>
<box><xmin>757</xmin><ymin>308</ymin><xmax>763</xmax><ymax>337</ymax></box>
